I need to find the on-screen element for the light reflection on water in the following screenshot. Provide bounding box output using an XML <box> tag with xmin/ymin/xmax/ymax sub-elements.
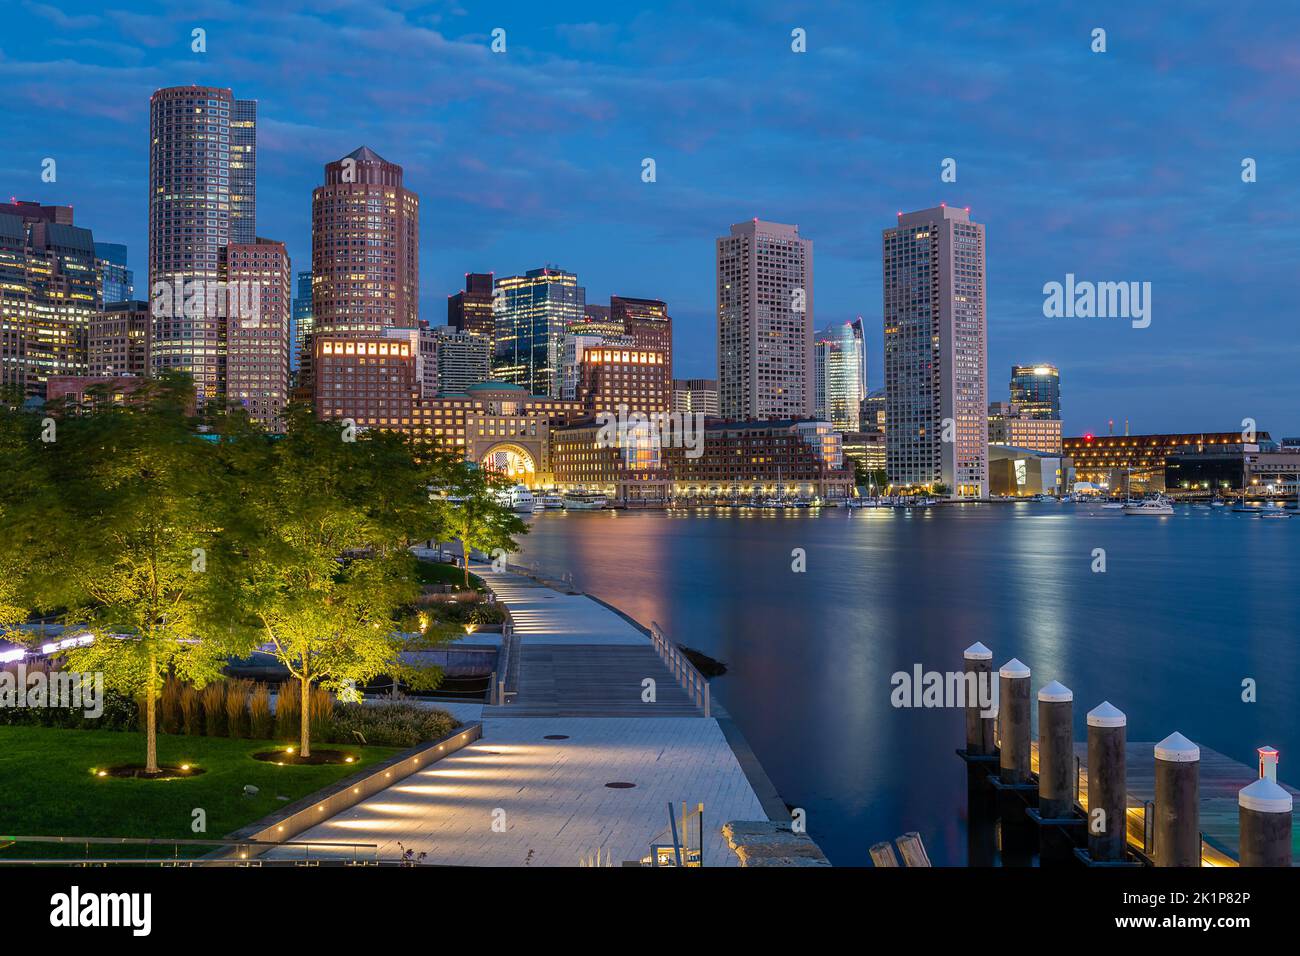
<box><xmin>515</xmin><ymin>503</ymin><xmax>1299</xmax><ymax>865</ymax></box>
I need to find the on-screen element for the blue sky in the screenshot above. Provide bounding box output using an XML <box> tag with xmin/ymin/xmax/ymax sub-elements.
<box><xmin>3</xmin><ymin>0</ymin><xmax>1297</xmax><ymax>435</ymax></box>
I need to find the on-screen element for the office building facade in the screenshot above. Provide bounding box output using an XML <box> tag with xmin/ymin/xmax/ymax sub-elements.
<box><xmin>1010</xmin><ymin>364</ymin><xmax>1061</xmax><ymax>420</ymax></box>
<box><xmin>813</xmin><ymin>319</ymin><xmax>866</xmax><ymax>431</ymax></box>
<box><xmin>224</xmin><ymin>239</ymin><xmax>291</xmax><ymax>426</ymax></box>
<box><xmin>717</xmin><ymin>219</ymin><xmax>813</xmax><ymax>420</ymax></box>
<box><xmin>493</xmin><ymin>267</ymin><xmax>585</xmax><ymax>397</ymax></box>
<box><xmin>882</xmin><ymin>205</ymin><xmax>988</xmax><ymax>497</ymax></box>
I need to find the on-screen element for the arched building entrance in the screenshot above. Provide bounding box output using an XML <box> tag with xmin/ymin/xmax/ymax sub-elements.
<box><xmin>479</xmin><ymin>442</ymin><xmax>538</xmax><ymax>484</ymax></box>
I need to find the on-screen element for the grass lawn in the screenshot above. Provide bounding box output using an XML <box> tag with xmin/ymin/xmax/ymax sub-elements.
<box><xmin>0</xmin><ymin>727</ymin><xmax>400</xmax><ymax>860</ymax></box>
<box><xmin>414</xmin><ymin>557</ymin><xmax>484</xmax><ymax>591</ymax></box>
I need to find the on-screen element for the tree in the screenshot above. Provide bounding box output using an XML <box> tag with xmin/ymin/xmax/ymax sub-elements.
<box><xmin>439</xmin><ymin>462</ymin><xmax>529</xmax><ymax>590</ymax></box>
<box><xmin>221</xmin><ymin>407</ymin><xmax>440</xmax><ymax>757</ymax></box>
<box><xmin>5</xmin><ymin>374</ymin><xmax>243</xmax><ymax>774</ymax></box>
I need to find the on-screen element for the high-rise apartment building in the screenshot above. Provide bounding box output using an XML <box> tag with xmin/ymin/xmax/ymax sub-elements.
<box><xmin>224</xmin><ymin>239</ymin><xmax>291</xmax><ymax>427</ymax></box>
<box><xmin>311</xmin><ymin>147</ymin><xmax>419</xmax><ymax>336</ymax></box>
<box><xmin>448</xmin><ymin>273</ymin><xmax>495</xmax><ymax>346</ymax></box>
<box><xmin>149</xmin><ymin>85</ymin><xmax>256</xmax><ymax>405</ymax></box>
<box><xmin>94</xmin><ymin>242</ymin><xmax>134</xmax><ymax>304</ymax></box>
<box><xmin>493</xmin><ymin>267</ymin><xmax>585</xmax><ymax>397</ymax></box>
<box><xmin>1010</xmin><ymin>364</ymin><xmax>1061</xmax><ymax>420</ymax></box>
<box><xmin>813</xmin><ymin>319</ymin><xmax>866</xmax><ymax>431</ymax></box>
<box><xmin>0</xmin><ymin>201</ymin><xmax>99</xmax><ymax>398</ymax></box>
<box><xmin>291</xmin><ymin>271</ymin><xmax>313</xmax><ymax>373</ymax></box>
<box><xmin>671</xmin><ymin>378</ymin><xmax>720</xmax><ymax>418</ymax></box>
<box><xmin>882</xmin><ymin>205</ymin><xmax>987</xmax><ymax>497</ymax></box>
<box><xmin>89</xmin><ymin>300</ymin><xmax>151</xmax><ymax>378</ymax></box>
<box><xmin>716</xmin><ymin>219</ymin><xmax>813</xmax><ymax>420</ymax></box>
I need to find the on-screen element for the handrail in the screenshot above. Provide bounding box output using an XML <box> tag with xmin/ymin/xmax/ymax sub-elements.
<box><xmin>649</xmin><ymin>620</ymin><xmax>710</xmax><ymax>717</ymax></box>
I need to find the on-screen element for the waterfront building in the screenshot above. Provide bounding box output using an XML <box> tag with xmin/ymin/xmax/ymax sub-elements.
<box><xmin>717</xmin><ymin>219</ymin><xmax>813</xmax><ymax>421</ymax></box>
<box><xmin>414</xmin><ymin>382</ymin><xmax>585</xmax><ymax>483</ymax></box>
<box><xmin>988</xmin><ymin>445</ymin><xmax>1067</xmax><ymax>497</ymax></box>
<box><xmin>89</xmin><ymin>300</ymin><xmax>151</xmax><ymax>378</ymax></box>
<box><xmin>311</xmin><ymin>146</ymin><xmax>419</xmax><ymax>336</ymax></box>
<box><xmin>840</xmin><ymin>429</ymin><xmax>887</xmax><ymax>478</ymax></box>
<box><xmin>224</xmin><ymin>239</ymin><xmax>291</xmax><ymax>427</ymax></box>
<box><xmin>574</xmin><ymin>344</ymin><xmax>669</xmax><ymax>418</ymax></box>
<box><xmin>813</xmin><ymin>319</ymin><xmax>866</xmax><ymax>431</ymax></box>
<box><xmin>94</xmin><ymin>242</ymin><xmax>134</xmax><ymax>304</ymax></box>
<box><xmin>882</xmin><ymin>205</ymin><xmax>988</xmax><ymax>497</ymax></box>
<box><xmin>1065</xmin><ymin>431</ymin><xmax>1274</xmax><ymax>494</ymax></box>
<box><xmin>988</xmin><ymin>401</ymin><xmax>1062</xmax><ymax>455</ymax></box>
<box><xmin>1010</xmin><ymin>364</ymin><xmax>1060</xmax><ymax>420</ymax></box>
<box><xmin>149</xmin><ymin>85</ymin><xmax>255</xmax><ymax>406</ymax></box>
<box><xmin>552</xmin><ymin>418</ymin><xmax>852</xmax><ymax>503</ymax></box>
<box><xmin>1166</xmin><ymin>444</ymin><xmax>1300</xmax><ymax>494</ymax></box>
<box><xmin>432</xmin><ymin>326</ymin><xmax>492</xmax><ymax>396</ymax></box>
<box><xmin>448</xmin><ymin>273</ymin><xmax>495</xmax><ymax>347</ymax></box>
<box><xmin>0</xmin><ymin>200</ymin><xmax>99</xmax><ymax>398</ymax></box>
<box><xmin>493</xmin><ymin>267</ymin><xmax>585</xmax><ymax>397</ymax></box>
<box><xmin>672</xmin><ymin>378</ymin><xmax>719</xmax><ymax>418</ymax></box>
<box><xmin>291</xmin><ymin>270</ymin><xmax>313</xmax><ymax>373</ymax></box>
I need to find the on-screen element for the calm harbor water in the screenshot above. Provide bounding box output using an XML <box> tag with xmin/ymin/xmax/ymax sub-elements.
<box><xmin>513</xmin><ymin>503</ymin><xmax>1300</xmax><ymax>866</ymax></box>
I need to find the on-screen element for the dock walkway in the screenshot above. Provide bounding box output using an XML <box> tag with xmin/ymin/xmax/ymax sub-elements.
<box><xmin>271</xmin><ymin>567</ymin><xmax>772</xmax><ymax>866</ymax></box>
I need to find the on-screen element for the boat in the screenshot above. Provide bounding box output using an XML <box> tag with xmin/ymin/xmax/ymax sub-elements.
<box><xmin>498</xmin><ymin>484</ymin><xmax>536</xmax><ymax>514</ymax></box>
<box><xmin>1210</xmin><ymin>497</ymin><xmax>1226</xmax><ymax>508</ymax></box>
<box><xmin>1123</xmin><ymin>497</ymin><xmax>1174</xmax><ymax>516</ymax></box>
<box><xmin>539</xmin><ymin>493</ymin><xmax>564</xmax><ymax>510</ymax></box>
<box><xmin>562</xmin><ymin>490</ymin><xmax>607</xmax><ymax>511</ymax></box>
<box><xmin>1257</xmin><ymin>504</ymin><xmax>1291</xmax><ymax>519</ymax></box>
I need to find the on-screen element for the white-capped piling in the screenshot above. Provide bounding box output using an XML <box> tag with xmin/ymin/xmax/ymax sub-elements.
<box><xmin>1153</xmin><ymin>732</ymin><xmax>1201</xmax><ymax>867</ymax></box>
<box><xmin>1037</xmin><ymin>681</ymin><xmax>1073</xmax><ymax>819</ymax></box>
<box><xmin>998</xmin><ymin>659</ymin><xmax>1031</xmax><ymax>785</ymax></box>
<box><xmin>963</xmin><ymin>642</ymin><xmax>995</xmax><ymax>756</ymax></box>
<box><xmin>1238</xmin><ymin>747</ymin><xmax>1292</xmax><ymax>867</ymax></box>
<box><xmin>1086</xmin><ymin>701</ymin><xmax>1128</xmax><ymax>862</ymax></box>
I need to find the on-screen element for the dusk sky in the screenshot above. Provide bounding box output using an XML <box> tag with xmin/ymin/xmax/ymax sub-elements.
<box><xmin>3</xmin><ymin>0</ymin><xmax>1297</xmax><ymax>435</ymax></box>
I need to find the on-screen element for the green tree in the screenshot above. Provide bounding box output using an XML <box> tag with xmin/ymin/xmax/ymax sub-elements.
<box><xmin>221</xmin><ymin>407</ymin><xmax>439</xmax><ymax>757</ymax></box>
<box><xmin>6</xmin><ymin>375</ymin><xmax>243</xmax><ymax>774</ymax></box>
<box><xmin>439</xmin><ymin>462</ymin><xmax>529</xmax><ymax>590</ymax></box>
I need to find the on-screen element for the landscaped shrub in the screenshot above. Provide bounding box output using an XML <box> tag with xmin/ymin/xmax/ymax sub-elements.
<box><xmin>324</xmin><ymin>703</ymin><xmax>458</xmax><ymax>749</ymax></box>
<box><xmin>0</xmin><ymin>663</ymin><xmax>136</xmax><ymax>731</ymax></box>
<box><xmin>248</xmin><ymin>683</ymin><xmax>274</xmax><ymax>739</ymax></box>
<box><xmin>201</xmin><ymin>683</ymin><xmax>226</xmax><ymax>737</ymax></box>
<box><xmin>160</xmin><ymin>676</ymin><xmax>183</xmax><ymax>735</ymax></box>
<box><xmin>224</xmin><ymin>679</ymin><xmax>251</xmax><ymax>739</ymax></box>
<box><xmin>309</xmin><ymin>684</ymin><xmax>334</xmax><ymax>743</ymax></box>
<box><xmin>181</xmin><ymin>685</ymin><xmax>202</xmax><ymax>735</ymax></box>
<box><xmin>275</xmin><ymin>678</ymin><xmax>301</xmax><ymax>739</ymax></box>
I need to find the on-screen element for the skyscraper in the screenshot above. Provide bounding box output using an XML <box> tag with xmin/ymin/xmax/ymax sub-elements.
<box><xmin>89</xmin><ymin>300</ymin><xmax>151</xmax><ymax>378</ymax></box>
<box><xmin>0</xmin><ymin>200</ymin><xmax>100</xmax><ymax>398</ymax></box>
<box><xmin>229</xmin><ymin>99</ymin><xmax>257</xmax><ymax>245</ymax></box>
<box><xmin>1010</xmin><ymin>364</ymin><xmax>1061</xmax><ymax>420</ymax></box>
<box><xmin>433</xmin><ymin>327</ymin><xmax>493</xmax><ymax>395</ymax></box>
<box><xmin>311</xmin><ymin>146</ymin><xmax>419</xmax><ymax>335</ymax></box>
<box><xmin>671</xmin><ymin>378</ymin><xmax>720</xmax><ymax>417</ymax></box>
<box><xmin>493</xmin><ymin>267</ymin><xmax>585</xmax><ymax>397</ymax></box>
<box><xmin>813</xmin><ymin>319</ymin><xmax>866</xmax><ymax>431</ymax></box>
<box><xmin>716</xmin><ymin>219</ymin><xmax>813</xmax><ymax>420</ymax></box>
<box><xmin>291</xmin><ymin>270</ymin><xmax>313</xmax><ymax>373</ymax></box>
<box><xmin>149</xmin><ymin>85</ymin><xmax>256</xmax><ymax>405</ymax></box>
<box><xmin>224</xmin><ymin>239</ymin><xmax>291</xmax><ymax>427</ymax></box>
<box><xmin>448</xmin><ymin>273</ymin><xmax>495</xmax><ymax>346</ymax></box>
<box><xmin>882</xmin><ymin>205</ymin><xmax>987</xmax><ymax>498</ymax></box>
<box><xmin>94</xmin><ymin>242</ymin><xmax>134</xmax><ymax>304</ymax></box>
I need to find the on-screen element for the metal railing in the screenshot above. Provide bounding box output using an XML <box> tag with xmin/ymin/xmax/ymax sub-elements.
<box><xmin>649</xmin><ymin>621</ymin><xmax>710</xmax><ymax>717</ymax></box>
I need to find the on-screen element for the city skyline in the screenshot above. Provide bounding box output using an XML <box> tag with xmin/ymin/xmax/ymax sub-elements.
<box><xmin>3</xmin><ymin>2</ymin><xmax>1298</xmax><ymax>437</ymax></box>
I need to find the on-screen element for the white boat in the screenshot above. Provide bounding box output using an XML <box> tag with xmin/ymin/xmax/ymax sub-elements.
<box><xmin>1100</xmin><ymin>500</ymin><xmax>1131</xmax><ymax>510</ymax></box>
<box><xmin>539</xmin><ymin>493</ymin><xmax>564</xmax><ymax>510</ymax></box>
<box><xmin>1123</xmin><ymin>497</ymin><xmax>1174</xmax><ymax>516</ymax></box>
<box><xmin>499</xmin><ymin>484</ymin><xmax>536</xmax><ymax>513</ymax></box>
<box><xmin>1257</xmin><ymin>505</ymin><xmax>1291</xmax><ymax>519</ymax></box>
<box><xmin>562</xmin><ymin>490</ymin><xmax>607</xmax><ymax>511</ymax></box>
<box><xmin>1210</xmin><ymin>497</ymin><xmax>1226</xmax><ymax>508</ymax></box>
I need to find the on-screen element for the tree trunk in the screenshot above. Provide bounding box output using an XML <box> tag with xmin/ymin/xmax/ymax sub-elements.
<box><xmin>300</xmin><ymin>675</ymin><xmax>311</xmax><ymax>758</ymax></box>
<box><xmin>461</xmin><ymin>538</ymin><xmax>470</xmax><ymax>589</ymax></box>
<box><xmin>145</xmin><ymin>650</ymin><xmax>159</xmax><ymax>773</ymax></box>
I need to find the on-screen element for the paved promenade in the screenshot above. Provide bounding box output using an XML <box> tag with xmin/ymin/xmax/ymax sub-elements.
<box><xmin>275</xmin><ymin>567</ymin><xmax>774</xmax><ymax>866</ymax></box>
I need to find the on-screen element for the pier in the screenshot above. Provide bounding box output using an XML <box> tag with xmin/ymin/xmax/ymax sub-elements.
<box><xmin>957</xmin><ymin>646</ymin><xmax>1296</xmax><ymax>867</ymax></box>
